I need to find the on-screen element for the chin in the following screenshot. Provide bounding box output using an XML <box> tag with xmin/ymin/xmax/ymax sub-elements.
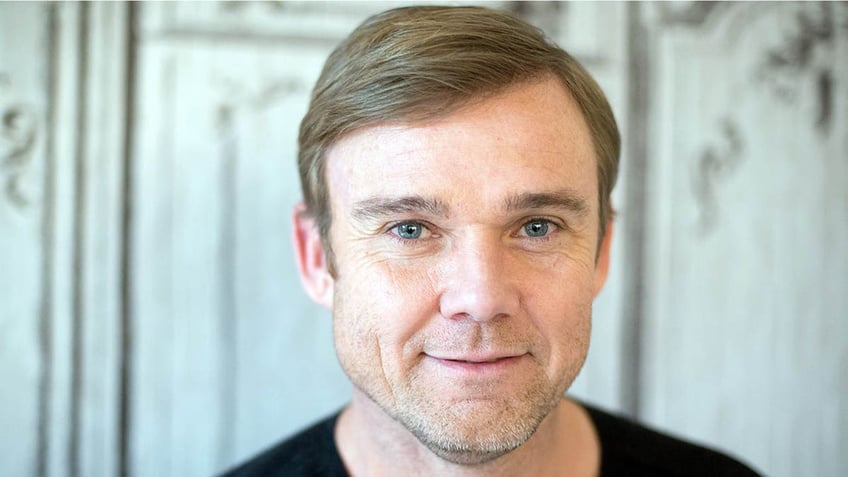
<box><xmin>396</xmin><ymin>396</ymin><xmax>555</xmax><ymax>466</ymax></box>
<box><xmin>413</xmin><ymin>427</ymin><xmax>529</xmax><ymax>466</ymax></box>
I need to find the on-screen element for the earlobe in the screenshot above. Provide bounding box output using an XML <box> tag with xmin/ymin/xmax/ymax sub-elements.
<box><xmin>593</xmin><ymin>221</ymin><xmax>613</xmax><ymax>298</ymax></box>
<box><xmin>292</xmin><ymin>203</ymin><xmax>334</xmax><ymax>309</ymax></box>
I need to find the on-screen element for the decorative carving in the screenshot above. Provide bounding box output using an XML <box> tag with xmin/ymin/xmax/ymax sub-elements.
<box><xmin>754</xmin><ymin>2</ymin><xmax>847</xmax><ymax>134</ymax></box>
<box><xmin>0</xmin><ymin>73</ymin><xmax>38</xmax><ymax>208</ymax></box>
<box><xmin>691</xmin><ymin>118</ymin><xmax>745</xmax><ymax>236</ymax></box>
<box><xmin>508</xmin><ymin>2</ymin><xmax>566</xmax><ymax>40</ymax></box>
<box><xmin>216</xmin><ymin>76</ymin><xmax>304</xmax><ymax>113</ymax></box>
<box><xmin>214</xmin><ymin>1</ymin><xmax>564</xmax><ymax>39</ymax></box>
<box><xmin>217</xmin><ymin>1</ymin><xmax>383</xmax><ymax>17</ymax></box>
<box><xmin>210</xmin><ymin>74</ymin><xmax>307</xmax><ymax>459</ymax></box>
<box><xmin>658</xmin><ymin>1</ymin><xmax>722</xmax><ymax>27</ymax></box>
<box><xmin>220</xmin><ymin>0</ymin><xmax>286</xmax><ymax>13</ymax></box>
<box><xmin>687</xmin><ymin>3</ymin><xmax>846</xmax><ymax>236</ymax></box>
<box><xmin>219</xmin><ymin>1</ymin><xmax>329</xmax><ymax>15</ymax></box>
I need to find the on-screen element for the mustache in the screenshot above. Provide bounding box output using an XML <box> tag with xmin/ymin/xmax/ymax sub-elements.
<box><xmin>415</xmin><ymin>321</ymin><xmax>535</xmax><ymax>356</ymax></box>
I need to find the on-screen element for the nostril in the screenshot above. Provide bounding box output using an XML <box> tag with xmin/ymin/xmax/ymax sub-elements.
<box><xmin>445</xmin><ymin>311</ymin><xmax>471</xmax><ymax>321</ymax></box>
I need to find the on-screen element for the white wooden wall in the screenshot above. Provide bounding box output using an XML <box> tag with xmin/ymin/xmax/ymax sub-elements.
<box><xmin>1</xmin><ymin>2</ymin><xmax>845</xmax><ymax>476</ymax></box>
<box><xmin>1</xmin><ymin>3</ymin><xmax>129</xmax><ymax>476</ymax></box>
<box><xmin>641</xmin><ymin>3</ymin><xmax>848</xmax><ymax>476</ymax></box>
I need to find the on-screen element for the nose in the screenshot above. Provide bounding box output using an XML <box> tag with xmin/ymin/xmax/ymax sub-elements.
<box><xmin>438</xmin><ymin>234</ymin><xmax>521</xmax><ymax>322</ymax></box>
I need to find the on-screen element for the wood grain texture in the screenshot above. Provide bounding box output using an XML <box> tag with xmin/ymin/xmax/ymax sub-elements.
<box><xmin>130</xmin><ymin>24</ymin><xmax>351</xmax><ymax>475</ymax></box>
<box><xmin>74</xmin><ymin>4</ymin><xmax>129</xmax><ymax>476</ymax></box>
<box><xmin>0</xmin><ymin>4</ymin><xmax>130</xmax><ymax>477</ymax></box>
<box><xmin>0</xmin><ymin>3</ymin><xmax>50</xmax><ymax>476</ymax></box>
<box><xmin>44</xmin><ymin>5</ymin><xmax>84</xmax><ymax>476</ymax></box>
<box><xmin>641</xmin><ymin>3</ymin><xmax>848</xmax><ymax>476</ymax></box>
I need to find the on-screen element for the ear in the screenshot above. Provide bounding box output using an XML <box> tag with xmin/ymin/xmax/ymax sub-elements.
<box><xmin>593</xmin><ymin>220</ymin><xmax>613</xmax><ymax>298</ymax></box>
<box><xmin>292</xmin><ymin>202</ymin><xmax>334</xmax><ymax>309</ymax></box>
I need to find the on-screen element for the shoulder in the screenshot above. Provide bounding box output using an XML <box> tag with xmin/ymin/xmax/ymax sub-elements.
<box><xmin>220</xmin><ymin>412</ymin><xmax>347</xmax><ymax>477</ymax></box>
<box><xmin>581</xmin><ymin>403</ymin><xmax>761</xmax><ymax>477</ymax></box>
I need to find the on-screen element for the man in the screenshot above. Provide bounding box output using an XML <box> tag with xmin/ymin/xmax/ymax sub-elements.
<box><xmin>226</xmin><ymin>6</ymin><xmax>758</xmax><ymax>476</ymax></box>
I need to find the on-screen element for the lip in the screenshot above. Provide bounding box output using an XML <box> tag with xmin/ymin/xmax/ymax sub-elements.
<box><xmin>426</xmin><ymin>353</ymin><xmax>527</xmax><ymax>375</ymax></box>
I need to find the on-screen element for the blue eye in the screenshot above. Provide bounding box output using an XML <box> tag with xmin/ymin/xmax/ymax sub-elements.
<box><xmin>524</xmin><ymin>220</ymin><xmax>549</xmax><ymax>237</ymax></box>
<box><xmin>396</xmin><ymin>222</ymin><xmax>423</xmax><ymax>239</ymax></box>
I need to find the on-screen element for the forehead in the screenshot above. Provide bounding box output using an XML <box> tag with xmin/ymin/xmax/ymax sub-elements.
<box><xmin>324</xmin><ymin>78</ymin><xmax>597</xmax><ymax>213</ymax></box>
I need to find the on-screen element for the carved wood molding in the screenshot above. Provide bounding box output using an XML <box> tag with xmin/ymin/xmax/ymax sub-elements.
<box><xmin>507</xmin><ymin>1</ymin><xmax>566</xmax><ymax>40</ymax></box>
<box><xmin>754</xmin><ymin>2</ymin><xmax>848</xmax><ymax>135</ymax></box>
<box><xmin>0</xmin><ymin>72</ymin><xmax>38</xmax><ymax>208</ymax></box>
<box><xmin>685</xmin><ymin>3</ymin><xmax>847</xmax><ymax>236</ymax></box>
<box><xmin>657</xmin><ymin>1</ymin><xmax>722</xmax><ymax>27</ymax></box>
<box><xmin>690</xmin><ymin>118</ymin><xmax>744</xmax><ymax>237</ymax></box>
<box><xmin>215</xmin><ymin>76</ymin><xmax>305</xmax><ymax>115</ymax></box>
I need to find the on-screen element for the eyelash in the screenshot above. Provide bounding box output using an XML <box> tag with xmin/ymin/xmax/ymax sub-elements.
<box><xmin>387</xmin><ymin>221</ymin><xmax>434</xmax><ymax>245</ymax></box>
<box><xmin>385</xmin><ymin>218</ymin><xmax>562</xmax><ymax>245</ymax></box>
<box><xmin>517</xmin><ymin>217</ymin><xmax>560</xmax><ymax>242</ymax></box>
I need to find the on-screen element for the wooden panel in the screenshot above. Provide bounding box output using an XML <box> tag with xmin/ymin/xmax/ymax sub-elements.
<box><xmin>0</xmin><ymin>3</ymin><xmax>130</xmax><ymax>477</ymax></box>
<box><xmin>130</xmin><ymin>26</ymin><xmax>350</xmax><ymax>477</ymax></box>
<box><xmin>43</xmin><ymin>4</ymin><xmax>86</xmax><ymax>476</ymax></box>
<box><xmin>74</xmin><ymin>3</ymin><xmax>130</xmax><ymax>476</ymax></box>
<box><xmin>139</xmin><ymin>0</ymin><xmax>512</xmax><ymax>41</ymax></box>
<box><xmin>142</xmin><ymin>0</ymin><xmax>412</xmax><ymax>40</ymax></box>
<box><xmin>642</xmin><ymin>3</ymin><xmax>848</xmax><ymax>476</ymax></box>
<box><xmin>0</xmin><ymin>3</ymin><xmax>51</xmax><ymax>476</ymax></box>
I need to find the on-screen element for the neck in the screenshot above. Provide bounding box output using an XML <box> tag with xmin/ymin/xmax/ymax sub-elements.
<box><xmin>335</xmin><ymin>391</ymin><xmax>599</xmax><ymax>477</ymax></box>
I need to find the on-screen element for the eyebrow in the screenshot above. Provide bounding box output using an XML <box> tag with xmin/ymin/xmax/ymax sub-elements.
<box><xmin>503</xmin><ymin>190</ymin><xmax>590</xmax><ymax>216</ymax></box>
<box><xmin>350</xmin><ymin>189</ymin><xmax>589</xmax><ymax>221</ymax></box>
<box><xmin>351</xmin><ymin>195</ymin><xmax>450</xmax><ymax>220</ymax></box>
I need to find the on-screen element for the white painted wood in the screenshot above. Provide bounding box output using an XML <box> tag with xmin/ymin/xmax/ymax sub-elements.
<box><xmin>132</xmin><ymin>39</ymin><xmax>230</xmax><ymax>477</ymax></box>
<box><xmin>1</xmin><ymin>3</ymin><xmax>130</xmax><ymax>476</ymax></box>
<box><xmin>131</xmin><ymin>24</ymin><xmax>351</xmax><ymax>476</ymax></box>
<box><xmin>75</xmin><ymin>3</ymin><xmax>129</xmax><ymax>476</ymax></box>
<box><xmin>144</xmin><ymin>0</ymin><xmax>511</xmax><ymax>41</ymax></box>
<box><xmin>0</xmin><ymin>3</ymin><xmax>51</xmax><ymax>477</ymax></box>
<box><xmin>46</xmin><ymin>4</ymin><xmax>82</xmax><ymax>476</ymax></box>
<box><xmin>642</xmin><ymin>3</ymin><xmax>848</xmax><ymax>476</ymax></box>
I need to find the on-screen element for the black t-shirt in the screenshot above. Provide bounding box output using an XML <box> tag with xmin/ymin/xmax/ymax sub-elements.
<box><xmin>222</xmin><ymin>403</ymin><xmax>760</xmax><ymax>476</ymax></box>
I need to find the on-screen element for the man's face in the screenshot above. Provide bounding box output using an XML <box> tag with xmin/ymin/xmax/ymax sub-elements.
<box><xmin>306</xmin><ymin>77</ymin><xmax>611</xmax><ymax>464</ymax></box>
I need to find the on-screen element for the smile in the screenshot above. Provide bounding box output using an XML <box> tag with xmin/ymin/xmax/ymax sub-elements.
<box><xmin>448</xmin><ymin>357</ymin><xmax>511</xmax><ymax>364</ymax></box>
<box><xmin>426</xmin><ymin>353</ymin><xmax>528</xmax><ymax>376</ymax></box>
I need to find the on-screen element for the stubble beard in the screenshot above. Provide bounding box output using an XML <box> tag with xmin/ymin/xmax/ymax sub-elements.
<box><xmin>394</xmin><ymin>375</ymin><xmax>566</xmax><ymax>465</ymax></box>
<box><xmin>332</xmin><ymin>285</ymin><xmax>591</xmax><ymax>466</ymax></box>
<box><xmin>341</xmin><ymin>344</ymin><xmax>583</xmax><ymax>466</ymax></box>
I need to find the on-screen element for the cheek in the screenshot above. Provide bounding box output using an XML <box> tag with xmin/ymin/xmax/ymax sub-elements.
<box><xmin>526</xmin><ymin>261</ymin><xmax>596</xmax><ymax>373</ymax></box>
<box><xmin>351</xmin><ymin>257</ymin><xmax>440</xmax><ymax>320</ymax></box>
<box><xmin>333</xmin><ymin>258</ymin><xmax>440</xmax><ymax>370</ymax></box>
